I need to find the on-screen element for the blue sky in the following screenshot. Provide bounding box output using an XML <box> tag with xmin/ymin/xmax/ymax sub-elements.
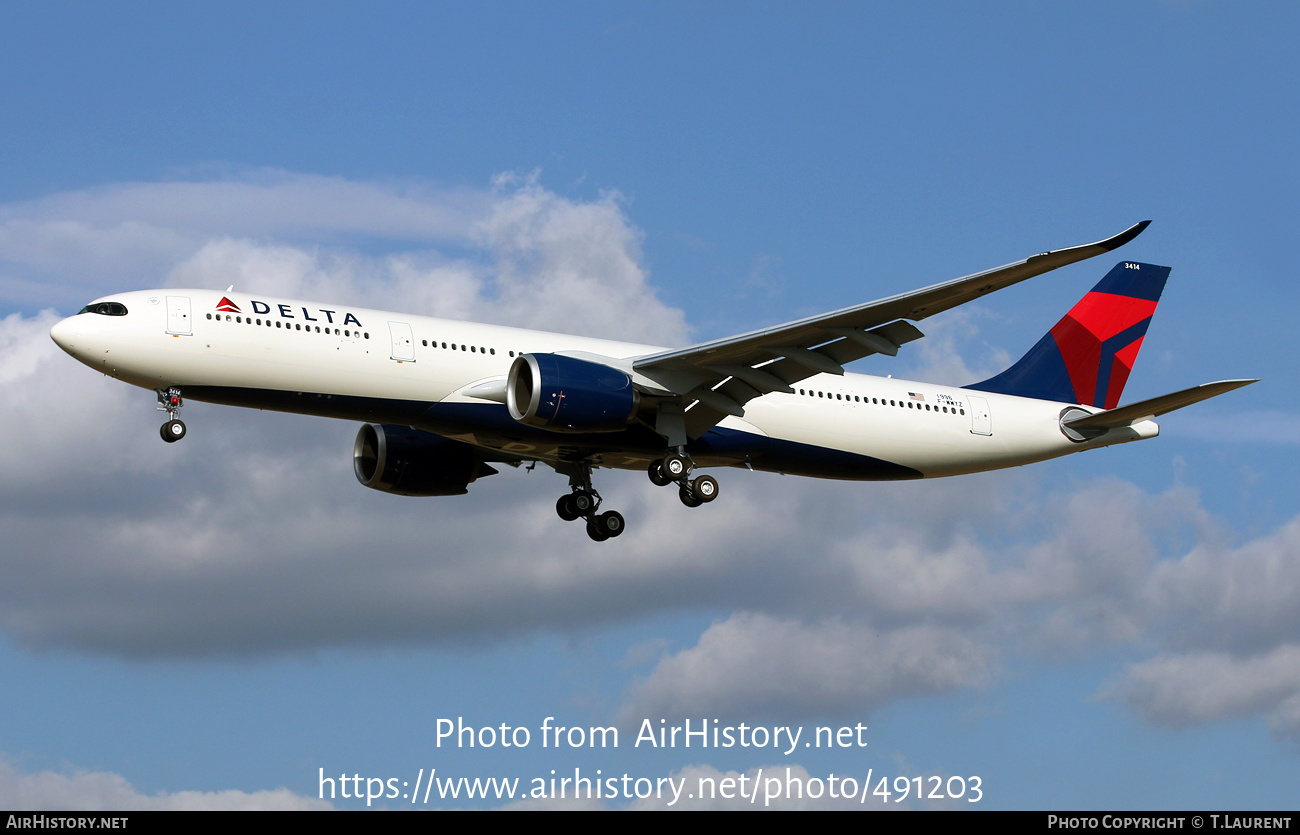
<box><xmin>1</xmin><ymin>2</ymin><xmax>1297</xmax><ymax>809</ymax></box>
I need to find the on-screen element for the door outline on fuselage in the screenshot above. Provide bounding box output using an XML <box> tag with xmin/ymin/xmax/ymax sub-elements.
<box><xmin>388</xmin><ymin>321</ymin><xmax>415</xmax><ymax>362</ymax></box>
<box><xmin>966</xmin><ymin>394</ymin><xmax>992</xmax><ymax>435</ymax></box>
<box><xmin>165</xmin><ymin>296</ymin><xmax>192</xmax><ymax>335</ymax></box>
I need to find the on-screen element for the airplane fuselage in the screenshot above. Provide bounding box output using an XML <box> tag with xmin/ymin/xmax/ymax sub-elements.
<box><xmin>50</xmin><ymin>288</ymin><xmax>1154</xmax><ymax>483</ymax></box>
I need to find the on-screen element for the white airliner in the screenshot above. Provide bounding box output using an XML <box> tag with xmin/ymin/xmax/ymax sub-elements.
<box><xmin>50</xmin><ymin>221</ymin><xmax>1253</xmax><ymax>541</ymax></box>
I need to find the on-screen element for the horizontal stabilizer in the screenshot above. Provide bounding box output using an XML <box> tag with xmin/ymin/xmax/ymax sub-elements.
<box><xmin>1063</xmin><ymin>379</ymin><xmax>1257</xmax><ymax>431</ymax></box>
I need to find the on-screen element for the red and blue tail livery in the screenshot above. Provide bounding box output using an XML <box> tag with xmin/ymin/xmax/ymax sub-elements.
<box><xmin>967</xmin><ymin>261</ymin><xmax>1169</xmax><ymax>408</ymax></box>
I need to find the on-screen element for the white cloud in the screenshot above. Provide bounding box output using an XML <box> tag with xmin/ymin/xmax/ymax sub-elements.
<box><xmin>0</xmin><ymin>759</ymin><xmax>329</xmax><ymax>811</ymax></box>
<box><xmin>0</xmin><ymin>171</ymin><xmax>483</xmax><ymax>246</ymax></box>
<box><xmin>1144</xmin><ymin>516</ymin><xmax>1300</xmax><ymax>654</ymax></box>
<box><xmin>898</xmin><ymin>307</ymin><xmax>1008</xmax><ymax>387</ymax></box>
<box><xmin>0</xmin><ymin>310</ymin><xmax>159</xmax><ymax>485</ymax></box>
<box><xmin>1102</xmin><ymin>517</ymin><xmax>1300</xmax><ymax>736</ymax></box>
<box><xmin>1110</xmin><ymin>646</ymin><xmax>1300</xmax><ymax>738</ymax></box>
<box><xmin>0</xmin><ymin>169</ymin><xmax>687</xmax><ymax>346</ymax></box>
<box><xmin>619</xmin><ymin>613</ymin><xmax>994</xmax><ymax>723</ymax></box>
<box><xmin>472</xmin><ymin>173</ymin><xmax>687</xmax><ymax>342</ymax></box>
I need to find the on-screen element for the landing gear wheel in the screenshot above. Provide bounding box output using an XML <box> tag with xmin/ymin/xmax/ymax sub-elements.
<box><xmin>596</xmin><ymin>510</ymin><xmax>625</xmax><ymax>538</ymax></box>
<box><xmin>571</xmin><ymin>490</ymin><xmax>597</xmax><ymax>514</ymax></box>
<box><xmin>647</xmin><ymin>460</ymin><xmax>673</xmax><ymax>487</ymax></box>
<box><xmin>663</xmin><ymin>452</ymin><xmax>690</xmax><ymax>479</ymax></box>
<box><xmin>679</xmin><ymin>484</ymin><xmax>704</xmax><ymax>508</ymax></box>
<box><xmin>157</xmin><ymin>388</ymin><xmax>186</xmax><ymax>443</ymax></box>
<box><xmin>586</xmin><ymin>518</ymin><xmax>611</xmax><ymax>542</ymax></box>
<box><xmin>160</xmin><ymin>419</ymin><xmax>186</xmax><ymax>443</ymax></box>
<box><xmin>690</xmin><ymin>475</ymin><xmax>719</xmax><ymax>503</ymax></box>
<box><xmin>556</xmin><ymin>494</ymin><xmax>580</xmax><ymax>522</ymax></box>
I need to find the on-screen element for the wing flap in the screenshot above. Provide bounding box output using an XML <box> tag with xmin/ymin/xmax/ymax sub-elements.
<box><xmin>818</xmin><ymin>320</ymin><xmax>925</xmax><ymax>367</ymax></box>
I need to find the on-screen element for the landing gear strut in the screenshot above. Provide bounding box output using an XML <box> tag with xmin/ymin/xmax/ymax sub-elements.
<box><xmin>554</xmin><ymin>463</ymin><xmax>625</xmax><ymax>542</ymax></box>
<box><xmin>157</xmin><ymin>387</ymin><xmax>186</xmax><ymax>443</ymax></box>
<box><xmin>647</xmin><ymin>448</ymin><xmax>719</xmax><ymax>508</ymax></box>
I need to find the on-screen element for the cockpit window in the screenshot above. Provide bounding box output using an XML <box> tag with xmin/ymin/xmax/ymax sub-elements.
<box><xmin>78</xmin><ymin>302</ymin><xmax>129</xmax><ymax>316</ymax></box>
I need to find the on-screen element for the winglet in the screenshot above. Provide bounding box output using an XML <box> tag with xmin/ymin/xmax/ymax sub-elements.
<box><xmin>1097</xmin><ymin>220</ymin><xmax>1151</xmax><ymax>252</ymax></box>
<box><xmin>1026</xmin><ymin>220</ymin><xmax>1150</xmax><ymax>264</ymax></box>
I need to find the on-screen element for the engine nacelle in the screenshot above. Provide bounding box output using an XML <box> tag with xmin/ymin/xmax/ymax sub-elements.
<box><xmin>353</xmin><ymin>424</ymin><xmax>497</xmax><ymax>496</ymax></box>
<box><xmin>506</xmin><ymin>353</ymin><xmax>639</xmax><ymax>433</ymax></box>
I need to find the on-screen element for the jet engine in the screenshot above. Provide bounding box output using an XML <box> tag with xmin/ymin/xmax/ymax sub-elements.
<box><xmin>353</xmin><ymin>424</ymin><xmax>497</xmax><ymax>496</ymax></box>
<box><xmin>506</xmin><ymin>353</ymin><xmax>639</xmax><ymax>433</ymax></box>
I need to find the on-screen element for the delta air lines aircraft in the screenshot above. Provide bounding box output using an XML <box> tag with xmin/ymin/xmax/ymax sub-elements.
<box><xmin>50</xmin><ymin>221</ymin><xmax>1254</xmax><ymax>541</ymax></box>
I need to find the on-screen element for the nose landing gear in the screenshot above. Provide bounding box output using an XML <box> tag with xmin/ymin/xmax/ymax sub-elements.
<box><xmin>156</xmin><ymin>387</ymin><xmax>186</xmax><ymax>443</ymax></box>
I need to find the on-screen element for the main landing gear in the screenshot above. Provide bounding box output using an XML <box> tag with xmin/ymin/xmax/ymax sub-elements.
<box><xmin>647</xmin><ymin>448</ymin><xmax>719</xmax><ymax>509</ymax></box>
<box><xmin>157</xmin><ymin>386</ymin><xmax>186</xmax><ymax>443</ymax></box>
<box><xmin>555</xmin><ymin>463</ymin><xmax>625</xmax><ymax>542</ymax></box>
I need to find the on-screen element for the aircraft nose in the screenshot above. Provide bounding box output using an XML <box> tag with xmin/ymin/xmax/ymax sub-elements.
<box><xmin>50</xmin><ymin>315</ymin><xmax>84</xmax><ymax>355</ymax></box>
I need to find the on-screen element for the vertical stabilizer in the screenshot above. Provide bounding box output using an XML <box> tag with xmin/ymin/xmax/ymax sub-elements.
<box><xmin>965</xmin><ymin>261</ymin><xmax>1170</xmax><ymax>407</ymax></box>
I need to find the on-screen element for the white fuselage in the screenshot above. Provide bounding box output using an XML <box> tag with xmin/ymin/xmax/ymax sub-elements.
<box><xmin>50</xmin><ymin>289</ymin><xmax>1157</xmax><ymax>480</ymax></box>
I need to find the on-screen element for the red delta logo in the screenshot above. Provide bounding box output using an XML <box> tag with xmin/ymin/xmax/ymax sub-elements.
<box><xmin>1050</xmin><ymin>291</ymin><xmax>1157</xmax><ymax>409</ymax></box>
<box><xmin>216</xmin><ymin>297</ymin><xmax>242</xmax><ymax>313</ymax></box>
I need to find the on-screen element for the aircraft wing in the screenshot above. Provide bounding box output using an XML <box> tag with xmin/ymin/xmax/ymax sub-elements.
<box><xmin>1063</xmin><ymin>379</ymin><xmax>1258</xmax><ymax>432</ymax></box>
<box><xmin>632</xmin><ymin>220</ymin><xmax>1151</xmax><ymax>437</ymax></box>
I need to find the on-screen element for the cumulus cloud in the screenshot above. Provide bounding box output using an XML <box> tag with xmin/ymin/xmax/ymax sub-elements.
<box><xmin>1100</xmin><ymin>517</ymin><xmax>1300</xmax><ymax>737</ymax></box>
<box><xmin>1110</xmin><ymin>646</ymin><xmax>1300</xmax><ymax>738</ymax></box>
<box><xmin>1144</xmin><ymin>516</ymin><xmax>1300</xmax><ymax>654</ymax></box>
<box><xmin>898</xmin><ymin>307</ymin><xmax>1009</xmax><ymax>387</ymax></box>
<box><xmin>615</xmin><ymin>478</ymin><xmax>1300</xmax><ymax>726</ymax></box>
<box><xmin>0</xmin><ymin>170</ymin><xmax>483</xmax><ymax>253</ymax></box>
<box><xmin>471</xmin><ymin>173</ymin><xmax>686</xmax><ymax>340</ymax></box>
<box><xmin>0</xmin><ymin>169</ymin><xmax>687</xmax><ymax>346</ymax></box>
<box><xmin>0</xmin><ymin>759</ymin><xmax>329</xmax><ymax>811</ymax></box>
<box><xmin>619</xmin><ymin>613</ymin><xmax>993</xmax><ymax>724</ymax></box>
<box><xmin>0</xmin><ymin>310</ymin><xmax>161</xmax><ymax>487</ymax></box>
